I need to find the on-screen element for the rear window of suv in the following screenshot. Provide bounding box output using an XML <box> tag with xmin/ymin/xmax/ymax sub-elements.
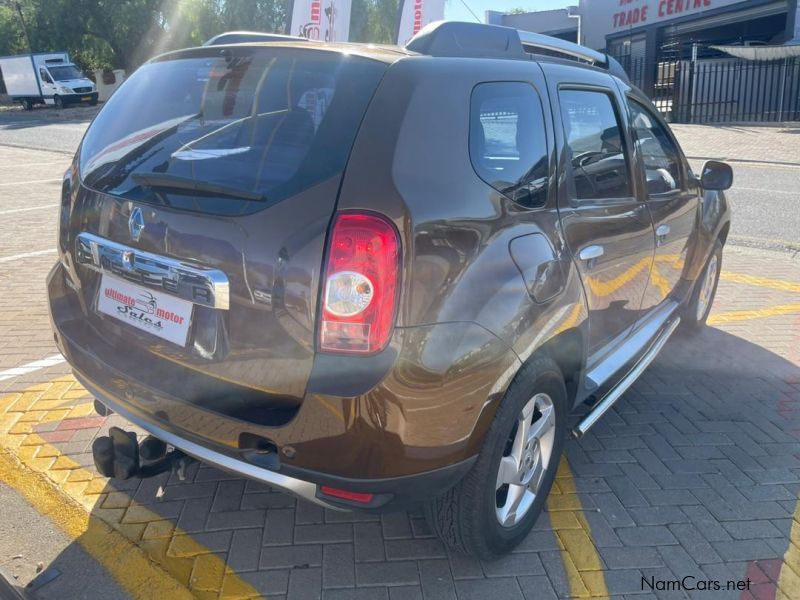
<box><xmin>79</xmin><ymin>47</ymin><xmax>387</xmax><ymax>215</ymax></box>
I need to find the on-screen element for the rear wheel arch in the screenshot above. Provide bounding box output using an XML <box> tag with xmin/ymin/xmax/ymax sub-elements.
<box><xmin>717</xmin><ymin>221</ymin><xmax>730</xmax><ymax>245</ymax></box>
<box><xmin>533</xmin><ymin>328</ymin><xmax>584</xmax><ymax>410</ymax></box>
<box><xmin>424</xmin><ymin>352</ymin><xmax>568</xmax><ymax>557</ymax></box>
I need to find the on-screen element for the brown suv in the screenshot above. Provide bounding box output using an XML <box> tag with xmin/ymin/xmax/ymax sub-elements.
<box><xmin>47</xmin><ymin>21</ymin><xmax>732</xmax><ymax>557</ymax></box>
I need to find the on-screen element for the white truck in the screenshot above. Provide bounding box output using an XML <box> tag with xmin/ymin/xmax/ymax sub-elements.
<box><xmin>0</xmin><ymin>51</ymin><xmax>98</xmax><ymax>110</ymax></box>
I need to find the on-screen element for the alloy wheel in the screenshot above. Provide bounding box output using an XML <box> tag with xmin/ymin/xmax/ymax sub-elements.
<box><xmin>697</xmin><ymin>254</ymin><xmax>718</xmax><ymax>321</ymax></box>
<box><xmin>495</xmin><ymin>393</ymin><xmax>556</xmax><ymax>527</ymax></box>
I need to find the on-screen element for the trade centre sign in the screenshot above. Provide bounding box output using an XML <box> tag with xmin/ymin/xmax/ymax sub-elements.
<box><xmin>610</xmin><ymin>0</ymin><xmax>743</xmax><ymax>30</ymax></box>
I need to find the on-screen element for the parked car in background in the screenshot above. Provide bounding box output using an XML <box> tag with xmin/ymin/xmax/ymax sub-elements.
<box><xmin>0</xmin><ymin>52</ymin><xmax>97</xmax><ymax>110</ymax></box>
<box><xmin>48</xmin><ymin>21</ymin><xmax>732</xmax><ymax>558</ymax></box>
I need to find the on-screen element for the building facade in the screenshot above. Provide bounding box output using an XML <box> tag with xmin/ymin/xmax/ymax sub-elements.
<box><xmin>487</xmin><ymin>1</ymin><xmax>800</xmax><ymax>123</ymax></box>
<box><xmin>487</xmin><ymin>1</ymin><xmax>799</xmax><ymax>59</ymax></box>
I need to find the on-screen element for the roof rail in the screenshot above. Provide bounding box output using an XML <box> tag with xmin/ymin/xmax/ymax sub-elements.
<box><xmin>406</xmin><ymin>21</ymin><xmax>630</xmax><ymax>84</ymax></box>
<box><xmin>517</xmin><ymin>30</ymin><xmax>605</xmax><ymax>65</ymax></box>
<box><xmin>517</xmin><ymin>30</ymin><xmax>630</xmax><ymax>82</ymax></box>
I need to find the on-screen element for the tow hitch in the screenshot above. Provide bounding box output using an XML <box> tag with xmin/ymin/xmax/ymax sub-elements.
<box><xmin>92</xmin><ymin>426</ymin><xmax>191</xmax><ymax>481</ymax></box>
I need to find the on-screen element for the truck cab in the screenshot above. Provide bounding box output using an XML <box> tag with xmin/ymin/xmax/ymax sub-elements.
<box><xmin>0</xmin><ymin>52</ymin><xmax>98</xmax><ymax>109</ymax></box>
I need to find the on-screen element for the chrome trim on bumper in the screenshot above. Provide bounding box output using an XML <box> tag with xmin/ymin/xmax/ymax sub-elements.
<box><xmin>75</xmin><ymin>232</ymin><xmax>230</xmax><ymax>310</ymax></box>
<box><xmin>78</xmin><ymin>376</ymin><xmax>340</xmax><ymax>510</ymax></box>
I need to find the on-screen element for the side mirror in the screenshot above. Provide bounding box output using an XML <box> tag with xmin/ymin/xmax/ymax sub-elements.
<box><xmin>700</xmin><ymin>160</ymin><xmax>733</xmax><ymax>191</ymax></box>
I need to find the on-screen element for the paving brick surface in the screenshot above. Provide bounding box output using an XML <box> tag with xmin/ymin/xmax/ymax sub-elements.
<box><xmin>670</xmin><ymin>123</ymin><xmax>800</xmax><ymax>165</ymax></box>
<box><xmin>1</xmin><ymin>144</ymin><xmax>799</xmax><ymax>599</ymax></box>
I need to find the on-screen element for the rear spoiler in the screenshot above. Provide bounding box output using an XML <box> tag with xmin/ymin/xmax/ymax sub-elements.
<box><xmin>406</xmin><ymin>21</ymin><xmax>630</xmax><ymax>84</ymax></box>
<box><xmin>203</xmin><ymin>31</ymin><xmax>310</xmax><ymax>46</ymax></box>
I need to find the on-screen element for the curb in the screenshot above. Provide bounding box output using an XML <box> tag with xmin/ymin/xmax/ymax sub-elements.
<box><xmin>0</xmin><ymin>378</ymin><xmax>263</xmax><ymax>600</ymax></box>
<box><xmin>686</xmin><ymin>156</ymin><xmax>800</xmax><ymax>168</ymax></box>
<box><xmin>0</xmin><ymin>567</ymin><xmax>25</xmax><ymax>600</ymax></box>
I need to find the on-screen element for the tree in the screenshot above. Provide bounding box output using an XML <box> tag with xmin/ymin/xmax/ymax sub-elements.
<box><xmin>0</xmin><ymin>5</ymin><xmax>28</xmax><ymax>57</ymax></box>
<box><xmin>0</xmin><ymin>0</ymin><xmax>402</xmax><ymax>76</ymax></box>
<box><xmin>349</xmin><ymin>0</ymin><xmax>399</xmax><ymax>44</ymax></box>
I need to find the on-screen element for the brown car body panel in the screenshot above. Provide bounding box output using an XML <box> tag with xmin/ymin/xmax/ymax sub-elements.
<box><xmin>48</xmin><ymin>38</ymin><xmax>731</xmax><ymax>507</ymax></box>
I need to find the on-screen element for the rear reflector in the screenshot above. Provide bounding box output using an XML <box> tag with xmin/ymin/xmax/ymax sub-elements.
<box><xmin>319</xmin><ymin>212</ymin><xmax>400</xmax><ymax>354</ymax></box>
<box><xmin>320</xmin><ymin>486</ymin><xmax>375</xmax><ymax>504</ymax></box>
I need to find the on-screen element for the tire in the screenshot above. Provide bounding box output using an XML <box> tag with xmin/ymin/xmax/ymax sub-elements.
<box><xmin>682</xmin><ymin>240</ymin><xmax>722</xmax><ymax>333</ymax></box>
<box><xmin>22</xmin><ymin>99</ymin><xmax>33</xmax><ymax>111</ymax></box>
<box><xmin>53</xmin><ymin>95</ymin><xmax>63</xmax><ymax>109</ymax></box>
<box><xmin>90</xmin><ymin>98</ymin><xmax>98</xmax><ymax>106</ymax></box>
<box><xmin>424</xmin><ymin>355</ymin><xmax>567</xmax><ymax>558</ymax></box>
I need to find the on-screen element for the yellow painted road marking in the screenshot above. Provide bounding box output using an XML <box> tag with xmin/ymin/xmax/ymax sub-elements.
<box><xmin>0</xmin><ymin>378</ymin><xmax>263</xmax><ymax>599</ymax></box>
<box><xmin>708</xmin><ymin>304</ymin><xmax>800</xmax><ymax>325</ymax></box>
<box><xmin>649</xmin><ymin>264</ymin><xmax>671</xmax><ymax>300</ymax></box>
<box><xmin>778</xmin><ymin>497</ymin><xmax>800</xmax><ymax>599</ymax></box>
<box><xmin>0</xmin><ymin>448</ymin><xmax>192</xmax><ymax>599</ymax></box>
<box><xmin>584</xmin><ymin>257</ymin><xmax>650</xmax><ymax>298</ymax></box>
<box><xmin>721</xmin><ymin>273</ymin><xmax>800</xmax><ymax>295</ymax></box>
<box><xmin>547</xmin><ymin>457</ymin><xmax>609</xmax><ymax>599</ymax></box>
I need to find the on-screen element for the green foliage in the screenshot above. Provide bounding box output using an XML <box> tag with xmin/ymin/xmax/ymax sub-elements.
<box><xmin>0</xmin><ymin>0</ymin><xmax>401</xmax><ymax>75</ymax></box>
<box><xmin>350</xmin><ymin>0</ymin><xmax>400</xmax><ymax>44</ymax></box>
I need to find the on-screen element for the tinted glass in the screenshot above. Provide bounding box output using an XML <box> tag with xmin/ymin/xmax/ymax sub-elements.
<box><xmin>629</xmin><ymin>100</ymin><xmax>682</xmax><ymax>195</ymax></box>
<box><xmin>559</xmin><ymin>89</ymin><xmax>632</xmax><ymax>200</ymax></box>
<box><xmin>49</xmin><ymin>65</ymin><xmax>83</xmax><ymax>81</ymax></box>
<box><xmin>79</xmin><ymin>47</ymin><xmax>386</xmax><ymax>216</ymax></box>
<box><xmin>469</xmin><ymin>82</ymin><xmax>548</xmax><ymax>207</ymax></box>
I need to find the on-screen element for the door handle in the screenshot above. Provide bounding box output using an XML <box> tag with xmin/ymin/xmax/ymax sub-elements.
<box><xmin>656</xmin><ymin>224</ymin><xmax>670</xmax><ymax>245</ymax></box>
<box><xmin>578</xmin><ymin>245</ymin><xmax>604</xmax><ymax>262</ymax></box>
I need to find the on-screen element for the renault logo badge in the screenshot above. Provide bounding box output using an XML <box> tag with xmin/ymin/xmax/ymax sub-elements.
<box><xmin>129</xmin><ymin>207</ymin><xmax>145</xmax><ymax>242</ymax></box>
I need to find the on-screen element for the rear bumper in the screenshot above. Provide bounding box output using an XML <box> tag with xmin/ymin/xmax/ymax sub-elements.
<box><xmin>81</xmin><ymin>374</ymin><xmax>474</xmax><ymax>511</ymax></box>
<box><xmin>48</xmin><ymin>258</ymin><xmax>518</xmax><ymax>509</ymax></box>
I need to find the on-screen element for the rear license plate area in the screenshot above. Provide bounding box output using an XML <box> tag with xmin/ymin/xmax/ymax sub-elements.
<box><xmin>96</xmin><ymin>274</ymin><xmax>193</xmax><ymax>347</ymax></box>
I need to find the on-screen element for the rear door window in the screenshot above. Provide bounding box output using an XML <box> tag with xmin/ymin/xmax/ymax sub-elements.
<box><xmin>79</xmin><ymin>47</ymin><xmax>387</xmax><ymax>215</ymax></box>
<box><xmin>469</xmin><ymin>82</ymin><xmax>548</xmax><ymax>208</ymax></box>
<box><xmin>559</xmin><ymin>89</ymin><xmax>633</xmax><ymax>201</ymax></box>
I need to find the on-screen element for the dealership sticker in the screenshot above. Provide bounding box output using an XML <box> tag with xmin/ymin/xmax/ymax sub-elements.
<box><xmin>97</xmin><ymin>275</ymin><xmax>193</xmax><ymax>346</ymax></box>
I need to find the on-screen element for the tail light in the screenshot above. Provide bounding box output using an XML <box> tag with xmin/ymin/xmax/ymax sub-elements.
<box><xmin>320</xmin><ymin>486</ymin><xmax>374</xmax><ymax>504</ymax></box>
<box><xmin>58</xmin><ymin>163</ymin><xmax>75</xmax><ymax>254</ymax></box>
<box><xmin>319</xmin><ymin>212</ymin><xmax>400</xmax><ymax>354</ymax></box>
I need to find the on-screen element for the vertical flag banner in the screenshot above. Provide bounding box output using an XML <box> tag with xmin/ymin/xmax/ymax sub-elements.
<box><xmin>396</xmin><ymin>0</ymin><xmax>445</xmax><ymax>45</ymax></box>
<box><xmin>290</xmin><ymin>0</ymin><xmax>352</xmax><ymax>42</ymax></box>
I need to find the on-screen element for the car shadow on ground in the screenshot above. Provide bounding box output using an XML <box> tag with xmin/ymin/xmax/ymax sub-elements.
<box><xmin>25</xmin><ymin>324</ymin><xmax>800</xmax><ymax>597</ymax></box>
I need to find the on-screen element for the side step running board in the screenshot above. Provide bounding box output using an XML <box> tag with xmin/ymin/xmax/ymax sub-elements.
<box><xmin>571</xmin><ymin>317</ymin><xmax>681</xmax><ymax>439</ymax></box>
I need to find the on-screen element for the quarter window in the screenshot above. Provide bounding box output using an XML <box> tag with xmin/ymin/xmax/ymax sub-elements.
<box><xmin>629</xmin><ymin>100</ymin><xmax>682</xmax><ymax>196</ymax></box>
<box><xmin>559</xmin><ymin>89</ymin><xmax>632</xmax><ymax>201</ymax></box>
<box><xmin>469</xmin><ymin>82</ymin><xmax>548</xmax><ymax>208</ymax></box>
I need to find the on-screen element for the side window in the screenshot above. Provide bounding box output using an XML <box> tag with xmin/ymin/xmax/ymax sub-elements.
<box><xmin>559</xmin><ymin>89</ymin><xmax>632</xmax><ymax>201</ymax></box>
<box><xmin>39</xmin><ymin>68</ymin><xmax>52</xmax><ymax>84</ymax></box>
<box><xmin>469</xmin><ymin>82</ymin><xmax>548</xmax><ymax>208</ymax></box>
<box><xmin>629</xmin><ymin>100</ymin><xmax>682</xmax><ymax>196</ymax></box>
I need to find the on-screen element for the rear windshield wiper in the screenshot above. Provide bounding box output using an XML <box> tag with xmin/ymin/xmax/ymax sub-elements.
<box><xmin>132</xmin><ymin>173</ymin><xmax>265</xmax><ymax>202</ymax></box>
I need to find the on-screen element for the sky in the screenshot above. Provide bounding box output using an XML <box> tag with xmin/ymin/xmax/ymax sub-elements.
<box><xmin>444</xmin><ymin>0</ymin><xmax>572</xmax><ymax>23</ymax></box>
